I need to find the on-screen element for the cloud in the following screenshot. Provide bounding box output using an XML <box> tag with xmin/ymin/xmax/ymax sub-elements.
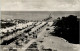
<box><xmin>1</xmin><ymin>0</ymin><xmax>80</xmax><ymax>11</ymax></box>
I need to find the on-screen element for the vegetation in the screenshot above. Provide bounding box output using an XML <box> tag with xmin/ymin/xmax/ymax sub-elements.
<box><xmin>51</xmin><ymin>15</ymin><xmax>79</xmax><ymax>44</ymax></box>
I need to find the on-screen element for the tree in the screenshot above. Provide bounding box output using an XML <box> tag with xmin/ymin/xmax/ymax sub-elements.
<box><xmin>51</xmin><ymin>15</ymin><xmax>79</xmax><ymax>44</ymax></box>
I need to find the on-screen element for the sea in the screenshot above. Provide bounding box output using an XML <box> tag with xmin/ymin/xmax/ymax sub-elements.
<box><xmin>1</xmin><ymin>11</ymin><xmax>80</xmax><ymax>21</ymax></box>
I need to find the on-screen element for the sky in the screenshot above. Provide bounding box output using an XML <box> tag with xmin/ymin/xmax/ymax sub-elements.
<box><xmin>1</xmin><ymin>0</ymin><xmax>80</xmax><ymax>11</ymax></box>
